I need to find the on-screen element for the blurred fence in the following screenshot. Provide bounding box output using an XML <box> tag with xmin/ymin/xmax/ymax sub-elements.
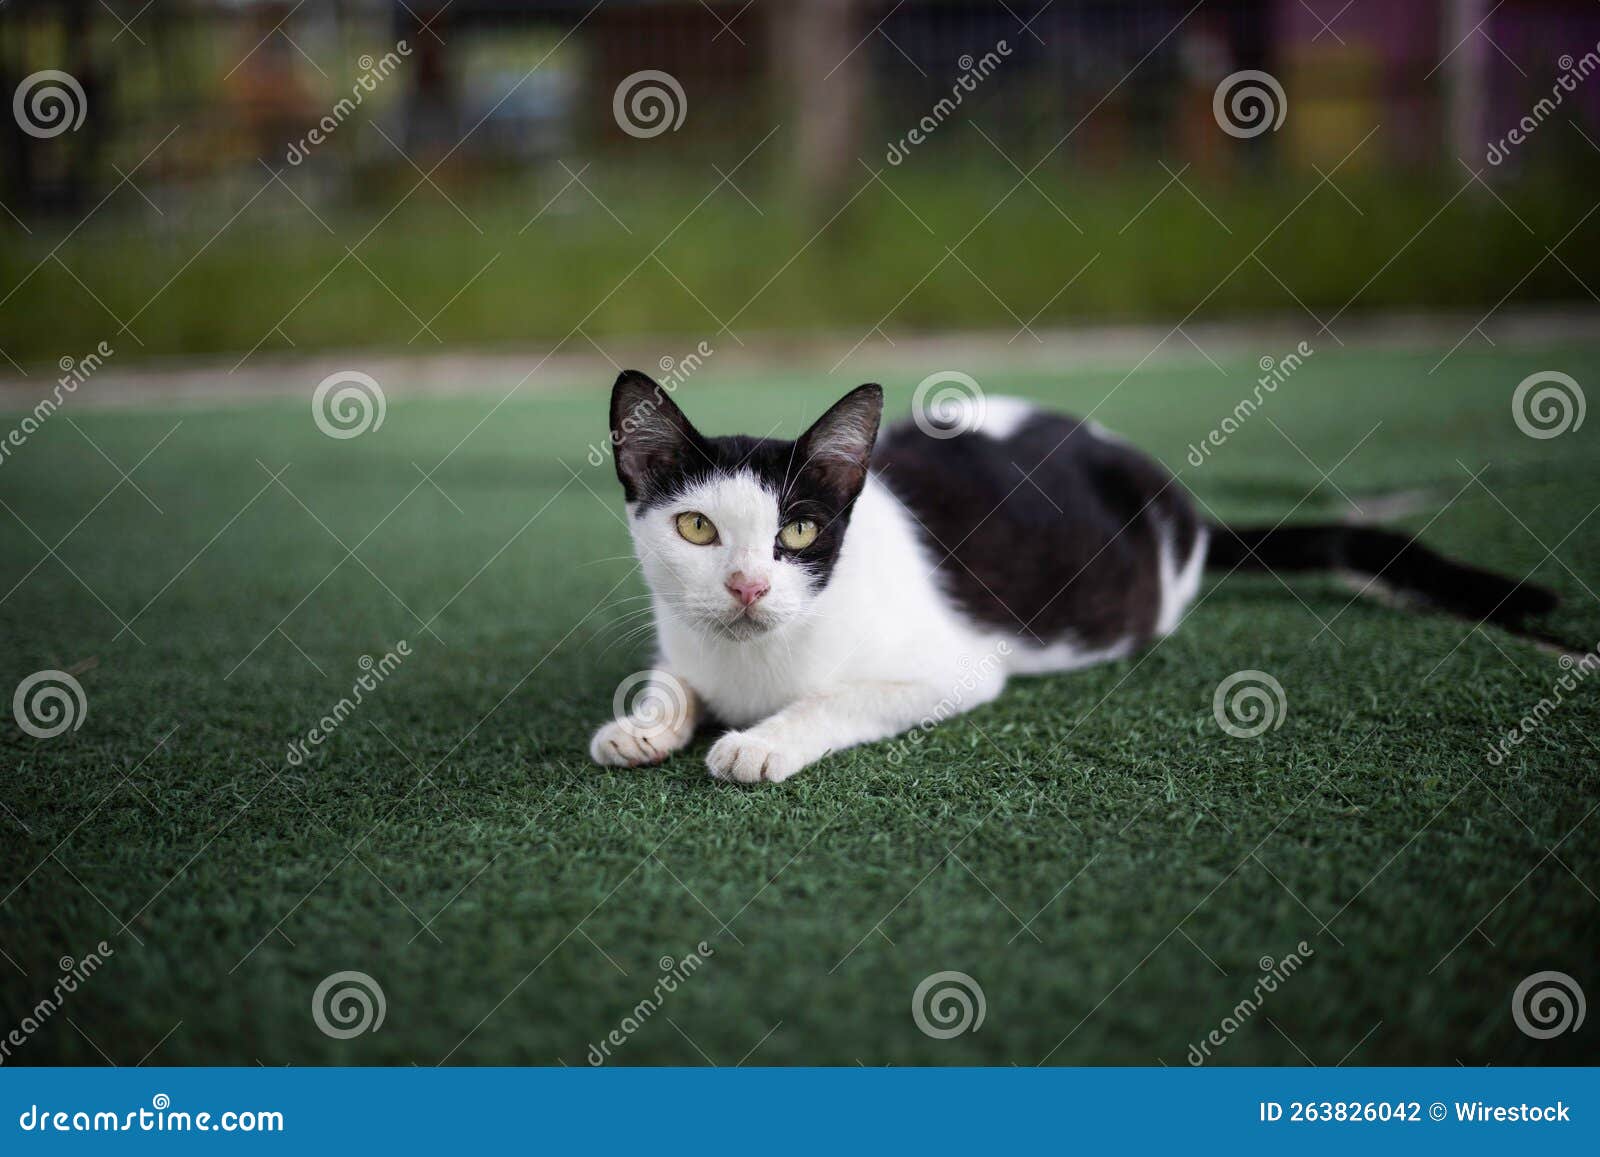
<box><xmin>3</xmin><ymin>1</ymin><xmax>1600</xmax><ymax>369</ymax></box>
<box><xmin>7</xmin><ymin>0</ymin><xmax>1600</xmax><ymax>220</ymax></box>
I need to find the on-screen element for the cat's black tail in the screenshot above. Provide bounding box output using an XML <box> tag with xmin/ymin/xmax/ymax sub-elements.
<box><xmin>1206</xmin><ymin>524</ymin><xmax>1559</xmax><ymax>628</ymax></box>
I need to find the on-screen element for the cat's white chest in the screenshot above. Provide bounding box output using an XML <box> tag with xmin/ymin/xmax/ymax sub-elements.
<box><xmin>656</xmin><ymin>620</ymin><xmax>830</xmax><ymax>727</ymax></box>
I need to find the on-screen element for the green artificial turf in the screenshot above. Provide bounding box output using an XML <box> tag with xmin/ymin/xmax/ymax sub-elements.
<box><xmin>2</xmin><ymin>340</ymin><xmax>1598</xmax><ymax>1066</ymax></box>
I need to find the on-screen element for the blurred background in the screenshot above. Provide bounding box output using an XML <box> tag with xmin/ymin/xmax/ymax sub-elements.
<box><xmin>3</xmin><ymin>0</ymin><xmax>1599</xmax><ymax>376</ymax></box>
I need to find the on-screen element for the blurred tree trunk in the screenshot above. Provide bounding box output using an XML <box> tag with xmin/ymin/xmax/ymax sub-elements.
<box><xmin>775</xmin><ymin>0</ymin><xmax>866</xmax><ymax>219</ymax></box>
<box><xmin>1445</xmin><ymin>0</ymin><xmax>1490</xmax><ymax>170</ymax></box>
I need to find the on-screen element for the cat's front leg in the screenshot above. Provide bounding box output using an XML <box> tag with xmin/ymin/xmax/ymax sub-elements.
<box><xmin>589</xmin><ymin>670</ymin><xmax>703</xmax><ymax>767</ymax></box>
<box><xmin>707</xmin><ymin>677</ymin><xmax>1001</xmax><ymax>784</ymax></box>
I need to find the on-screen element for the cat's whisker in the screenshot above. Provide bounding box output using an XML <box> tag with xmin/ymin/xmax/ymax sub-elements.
<box><xmin>595</xmin><ymin>601</ymin><xmax>656</xmax><ymax>620</ymax></box>
<box><xmin>590</xmin><ymin>612</ymin><xmax>653</xmax><ymax>636</ymax></box>
<box><xmin>590</xmin><ymin>616</ymin><xmax>657</xmax><ymax>644</ymax></box>
<box><xmin>597</xmin><ymin>599</ymin><xmax>660</xmax><ymax>616</ymax></box>
<box><xmin>595</xmin><ymin>615</ymin><xmax>655</xmax><ymax>646</ymax></box>
<box><xmin>599</xmin><ymin>619</ymin><xmax>669</xmax><ymax>659</ymax></box>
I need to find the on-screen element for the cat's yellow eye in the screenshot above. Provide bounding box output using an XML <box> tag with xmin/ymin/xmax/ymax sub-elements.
<box><xmin>675</xmin><ymin>511</ymin><xmax>718</xmax><ymax>545</ymax></box>
<box><xmin>779</xmin><ymin>518</ymin><xmax>819</xmax><ymax>551</ymax></box>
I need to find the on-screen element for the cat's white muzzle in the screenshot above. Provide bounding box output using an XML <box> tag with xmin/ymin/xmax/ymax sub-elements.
<box><xmin>715</xmin><ymin>606</ymin><xmax>778</xmax><ymax>640</ymax></box>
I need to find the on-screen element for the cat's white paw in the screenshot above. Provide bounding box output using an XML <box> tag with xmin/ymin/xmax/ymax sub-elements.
<box><xmin>706</xmin><ymin>729</ymin><xmax>806</xmax><ymax>784</ymax></box>
<box><xmin>589</xmin><ymin>717</ymin><xmax>691</xmax><ymax>768</ymax></box>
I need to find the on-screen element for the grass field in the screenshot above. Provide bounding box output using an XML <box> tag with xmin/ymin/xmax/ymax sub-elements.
<box><xmin>5</xmin><ymin>164</ymin><xmax>1600</xmax><ymax>367</ymax></box>
<box><xmin>2</xmin><ymin>336</ymin><xmax>1598</xmax><ymax>1065</ymax></box>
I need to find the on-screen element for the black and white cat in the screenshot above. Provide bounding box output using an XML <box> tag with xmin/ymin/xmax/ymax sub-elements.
<box><xmin>590</xmin><ymin>372</ymin><xmax>1557</xmax><ymax>783</ymax></box>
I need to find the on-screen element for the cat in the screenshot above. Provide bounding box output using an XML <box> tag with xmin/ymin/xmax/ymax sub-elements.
<box><xmin>589</xmin><ymin>371</ymin><xmax>1559</xmax><ymax>783</ymax></box>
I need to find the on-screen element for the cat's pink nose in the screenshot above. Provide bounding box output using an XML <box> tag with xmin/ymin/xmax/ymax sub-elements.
<box><xmin>725</xmin><ymin>572</ymin><xmax>770</xmax><ymax>607</ymax></box>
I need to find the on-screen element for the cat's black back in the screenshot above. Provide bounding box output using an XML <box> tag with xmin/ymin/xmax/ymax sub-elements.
<box><xmin>872</xmin><ymin>411</ymin><xmax>1201</xmax><ymax>649</ymax></box>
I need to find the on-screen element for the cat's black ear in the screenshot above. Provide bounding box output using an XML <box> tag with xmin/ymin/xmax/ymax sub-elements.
<box><xmin>794</xmin><ymin>384</ymin><xmax>883</xmax><ymax>502</ymax></box>
<box><xmin>609</xmin><ymin>371</ymin><xmax>705</xmax><ymax>503</ymax></box>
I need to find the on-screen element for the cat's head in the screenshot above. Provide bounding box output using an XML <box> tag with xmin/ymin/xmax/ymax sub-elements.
<box><xmin>608</xmin><ymin>371</ymin><xmax>883</xmax><ymax>641</ymax></box>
